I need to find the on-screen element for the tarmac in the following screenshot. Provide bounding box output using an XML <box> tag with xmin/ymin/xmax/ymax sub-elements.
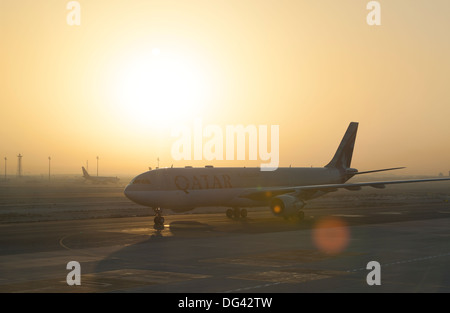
<box><xmin>0</xmin><ymin>180</ymin><xmax>449</xmax><ymax>293</ymax></box>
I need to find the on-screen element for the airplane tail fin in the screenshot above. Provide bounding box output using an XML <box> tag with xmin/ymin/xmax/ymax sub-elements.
<box><xmin>325</xmin><ymin>122</ymin><xmax>358</xmax><ymax>169</ymax></box>
<box><xmin>82</xmin><ymin>167</ymin><xmax>90</xmax><ymax>178</ymax></box>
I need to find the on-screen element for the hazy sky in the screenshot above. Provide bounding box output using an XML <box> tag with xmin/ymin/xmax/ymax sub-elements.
<box><xmin>1</xmin><ymin>0</ymin><xmax>450</xmax><ymax>176</ymax></box>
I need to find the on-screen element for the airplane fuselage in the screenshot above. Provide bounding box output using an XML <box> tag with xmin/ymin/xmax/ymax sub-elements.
<box><xmin>124</xmin><ymin>167</ymin><xmax>347</xmax><ymax>212</ymax></box>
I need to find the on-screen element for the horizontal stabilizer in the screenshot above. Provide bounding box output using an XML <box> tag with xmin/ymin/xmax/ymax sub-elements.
<box><xmin>351</xmin><ymin>167</ymin><xmax>406</xmax><ymax>175</ymax></box>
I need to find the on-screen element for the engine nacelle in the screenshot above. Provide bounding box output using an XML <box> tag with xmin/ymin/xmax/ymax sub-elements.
<box><xmin>270</xmin><ymin>195</ymin><xmax>305</xmax><ymax>217</ymax></box>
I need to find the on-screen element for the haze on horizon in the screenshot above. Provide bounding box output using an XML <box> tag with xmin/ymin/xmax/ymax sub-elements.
<box><xmin>1</xmin><ymin>1</ymin><xmax>450</xmax><ymax>177</ymax></box>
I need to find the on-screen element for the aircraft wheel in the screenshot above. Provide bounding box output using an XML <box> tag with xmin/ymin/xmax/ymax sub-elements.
<box><xmin>226</xmin><ymin>209</ymin><xmax>233</xmax><ymax>218</ymax></box>
<box><xmin>154</xmin><ymin>216</ymin><xmax>165</xmax><ymax>225</ymax></box>
<box><xmin>240</xmin><ymin>209</ymin><xmax>248</xmax><ymax>218</ymax></box>
<box><xmin>233</xmin><ymin>207</ymin><xmax>241</xmax><ymax>219</ymax></box>
<box><xmin>297</xmin><ymin>211</ymin><xmax>305</xmax><ymax>221</ymax></box>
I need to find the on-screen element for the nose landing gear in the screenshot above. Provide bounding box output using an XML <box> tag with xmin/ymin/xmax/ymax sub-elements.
<box><xmin>153</xmin><ymin>207</ymin><xmax>165</xmax><ymax>230</ymax></box>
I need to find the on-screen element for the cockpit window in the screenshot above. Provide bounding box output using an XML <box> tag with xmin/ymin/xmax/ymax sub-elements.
<box><xmin>132</xmin><ymin>178</ymin><xmax>151</xmax><ymax>184</ymax></box>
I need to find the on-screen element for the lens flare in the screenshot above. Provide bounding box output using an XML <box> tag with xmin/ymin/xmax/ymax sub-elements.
<box><xmin>313</xmin><ymin>216</ymin><xmax>350</xmax><ymax>255</ymax></box>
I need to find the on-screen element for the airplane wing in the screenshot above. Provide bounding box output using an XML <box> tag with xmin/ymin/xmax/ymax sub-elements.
<box><xmin>240</xmin><ymin>177</ymin><xmax>450</xmax><ymax>201</ymax></box>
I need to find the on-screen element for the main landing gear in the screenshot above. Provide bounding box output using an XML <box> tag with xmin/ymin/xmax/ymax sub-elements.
<box><xmin>226</xmin><ymin>207</ymin><xmax>248</xmax><ymax>219</ymax></box>
<box><xmin>153</xmin><ymin>207</ymin><xmax>165</xmax><ymax>230</ymax></box>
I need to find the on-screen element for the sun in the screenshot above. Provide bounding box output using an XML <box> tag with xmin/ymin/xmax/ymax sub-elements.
<box><xmin>151</xmin><ymin>48</ymin><xmax>161</xmax><ymax>56</ymax></box>
<box><xmin>112</xmin><ymin>49</ymin><xmax>208</xmax><ymax>129</ymax></box>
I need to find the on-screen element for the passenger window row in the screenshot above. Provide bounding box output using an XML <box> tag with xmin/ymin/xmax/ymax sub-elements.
<box><xmin>132</xmin><ymin>178</ymin><xmax>151</xmax><ymax>184</ymax></box>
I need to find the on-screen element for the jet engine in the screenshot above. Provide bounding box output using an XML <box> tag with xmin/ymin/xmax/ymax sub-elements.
<box><xmin>270</xmin><ymin>195</ymin><xmax>305</xmax><ymax>217</ymax></box>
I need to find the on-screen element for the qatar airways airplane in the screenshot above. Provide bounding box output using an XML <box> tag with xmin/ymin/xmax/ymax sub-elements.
<box><xmin>124</xmin><ymin>122</ymin><xmax>450</xmax><ymax>227</ymax></box>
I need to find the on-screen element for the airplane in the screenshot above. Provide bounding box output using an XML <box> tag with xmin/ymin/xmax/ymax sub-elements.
<box><xmin>82</xmin><ymin>166</ymin><xmax>119</xmax><ymax>184</ymax></box>
<box><xmin>124</xmin><ymin>122</ymin><xmax>450</xmax><ymax>228</ymax></box>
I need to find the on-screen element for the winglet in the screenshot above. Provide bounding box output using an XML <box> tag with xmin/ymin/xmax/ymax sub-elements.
<box><xmin>325</xmin><ymin>122</ymin><xmax>358</xmax><ymax>169</ymax></box>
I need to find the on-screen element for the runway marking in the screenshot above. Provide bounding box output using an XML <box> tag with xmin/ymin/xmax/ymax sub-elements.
<box><xmin>59</xmin><ymin>235</ymin><xmax>72</xmax><ymax>250</ymax></box>
<box><xmin>0</xmin><ymin>254</ymin><xmax>103</xmax><ymax>270</ymax></box>
<box><xmin>58</xmin><ymin>234</ymin><xmax>127</xmax><ymax>259</ymax></box>
<box><xmin>203</xmin><ymin>249</ymin><xmax>360</xmax><ymax>268</ymax></box>
<box><xmin>333</xmin><ymin>214</ymin><xmax>364</xmax><ymax>218</ymax></box>
<box><xmin>224</xmin><ymin>282</ymin><xmax>282</xmax><ymax>293</ymax></box>
<box><xmin>224</xmin><ymin>269</ymin><xmax>346</xmax><ymax>292</ymax></box>
<box><xmin>373</xmin><ymin>212</ymin><xmax>403</xmax><ymax>215</ymax></box>
<box><xmin>346</xmin><ymin>252</ymin><xmax>450</xmax><ymax>273</ymax></box>
<box><xmin>231</xmin><ymin>269</ymin><xmax>346</xmax><ymax>283</ymax></box>
<box><xmin>83</xmin><ymin>269</ymin><xmax>210</xmax><ymax>285</ymax></box>
<box><xmin>0</xmin><ymin>269</ymin><xmax>210</xmax><ymax>293</ymax></box>
<box><xmin>437</xmin><ymin>211</ymin><xmax>450</xmax><ymax>214</ymax></box>
<box><xmin>227</xmin><ymin>252</ymin><xmax>450</xmax><ymax>292</ymax></box>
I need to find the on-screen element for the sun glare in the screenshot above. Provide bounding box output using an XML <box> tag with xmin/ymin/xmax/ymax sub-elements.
<box><xmin>151</xmin><ymin>48</ymin><xmax>161</xmax><ymax>56</ymax></box>
<box><xmin>112</xmin><ymin>50</ymin><xmax>208</xmax><ymax>129</ymax></box>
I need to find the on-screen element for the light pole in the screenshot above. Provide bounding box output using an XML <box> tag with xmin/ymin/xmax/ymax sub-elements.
<box><xmin>96</xmin><ymin>156</ymin><xmax>99</xmax><ymax>176</ymax></box>
<box><xmin>48</xmin><ymin>156</ymin><xmax>51</xmax><ymax>181</ymax></box>
<box><xmin>4</xmin><ymin>157</ymin><xmax>6</xmax><ymax>180</ymax></box>
<box><xmin>17</xmin><ymin>154</ymin><xmax>22</xmax><ymax>178</ymax></box>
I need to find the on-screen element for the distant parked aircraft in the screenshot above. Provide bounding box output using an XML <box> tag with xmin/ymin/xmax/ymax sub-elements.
<box><xmin>82</xmin><ymin>167</ymin><xmax>119</xmax><ymax>184</ymax></box>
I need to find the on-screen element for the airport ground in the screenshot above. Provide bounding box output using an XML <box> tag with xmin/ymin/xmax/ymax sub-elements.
<box><xmin>0</xmin><ymin>179</ymin><xmax>449</xmax><ymax>293</ymax></box>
